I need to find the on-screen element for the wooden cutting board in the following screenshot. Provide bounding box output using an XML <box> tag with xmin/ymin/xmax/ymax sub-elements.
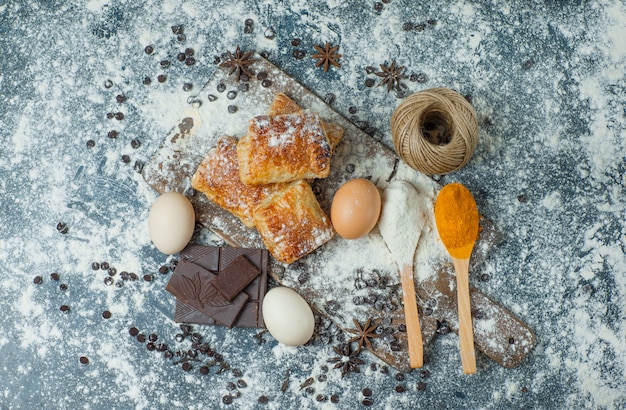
<box><xmin>142</xmin><ymin>56</ymin><xmax>535</xmax><ymax>372</ymax></box>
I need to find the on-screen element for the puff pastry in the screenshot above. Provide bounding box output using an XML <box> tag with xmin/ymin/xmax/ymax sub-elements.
<box><xmin>253</xmin><ymin>179</ymin><xmax>335</xmax><ymax>264</ymax></box>
<box><xmin>191</xmin><ymin>135</ymin><xmax>285</xmax><ymax>228</ymax></box>
<box><xmin>268</xmin><ymin>93</ymin><xmax>344</xmax><ymax>150</ymax></box>
<box><xmin>237</xmin><ymin>110</ymin><xmax>332</xmax><ymax>185</ymax></box>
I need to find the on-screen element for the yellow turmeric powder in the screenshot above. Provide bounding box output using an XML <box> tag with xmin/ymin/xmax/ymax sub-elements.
<box><xmin>434</xmin><ymin>183</ymin><xmax>479</xmax><ymax>259</ymax></box>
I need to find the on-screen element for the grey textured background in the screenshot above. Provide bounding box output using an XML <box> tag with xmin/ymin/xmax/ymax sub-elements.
<box><xmin>0</xmin><ymin>1</ymin><xmax>624</xmax><ymax>409</ymax></box>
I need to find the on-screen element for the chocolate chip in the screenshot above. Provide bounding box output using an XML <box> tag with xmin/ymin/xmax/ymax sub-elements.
<box><xmin>176</xmin><ymin>53</ymin><xmax>186</xmax><ymax>63</ymax></box>
<box><xmin>175</xmin><ymin>334</ymin><xmax>185</xmax><ymax>343</ymax></box>
<box><xmin>144</xmin><ymin>45</ymin><xmax>154</xmax><ymax>55</ymax></box>
<box><xmin>79</xmin><ymin>356</ymin><xmax>89</xmax><ymax>365</ymax></box>
<box><xmin>238</xmin><ymin>83</ymin><xmax>249</xmax><ymax>92</ymax></box>
<box><xmin>183</xmin><ymin>83</ymin><xmax>193</xmax><ymax>92</ymax></box>
<box><xmin>416</xmin><ymin>381</ymin><xmax>427</xmax><ymax>391</ymax></box>
<box><xmin>157</xmin><ymin>74</ymin><xmax>167</xmax><ymax>83</ymax></box>
<box><xmin>182</xmin><ymin>362</ymin><xmax>192</xmax><ymax>371</ymax></box>
<box><xmin>104</xmin><ymin>79</ymin><xmax>113</xmax><ymax>89</ymax></box>
<box><xmin>143</xmin><ymin>274</ymin><xmax>153</xmax><ymax>282</ymax></box>
<box><xmin>420</xmin><ymin>369</ymin><xmax>430</xmax><ymax>379</ymax></box>
<box><xmin>148</xmin><ymin>333</ymin><xmax>158</xmax><ymax>342</ymax></box>
<box><xmin>129</xmin><ymin>327</ymin><xmax>139</xmax><ymax>337</ymax></box>
<box><xmin>114</xmin><ymin>112</ymin><xmax>124</xmax><ymax>120</ymax></box>
<box><xmin>464</xmin><ymin>94</ymin><xmax>473</xmax><ymax>104</ymax></box>
<box><xmin>59</xmin><ymin>284</ymin><xmax>68</xmax><ymax>291</ymax></box>
<box><xmin>305</xmin><ymin>386</ymin><xmax>315</xmax><ymax>395</ymax></box>
<box><xmin>508</xmin><ymin>337</ymin><xmax>515</xmax><ymax>344</ymax></box>
<box><xmin>130</xmin><ymin>139</ymin><xmax>140</xmax><ymax>149</ymax></box>
<box><xmin>129</xmin><ymin>272</ymin><xmax>139</xmax><ymax>281</ymax></box>
<box><xmin>56</xmin><ymin>222</ymin><xmax>69</xmax><ymax>234</ymax></box>
<box><xmin>142</xmin><ymin>76</ymin><xmax>151</xmax><ymax>85</ymax></box>
<box><xmin>171</xmin><ymin>25</ymin><xmax>184</xmax><ymax>35</ymax></box>
<box><xmin>316</xmin><ymin>394</ymin><xmax>327</xmax><ymax>402</ymax></box>
<box><xmin>121</xmin><ymin>155</ymin><xmax>131</xmax><ymax>164</ymax></box>
<box><xmin>86</xmin><ymin>140</ymin><xmax>96</xmax><ymax>148</ymax></box>
<box><xmin>107</xmin><ymin>267</ymin><xmax>116</xmax><ymax>276</ymax></box>
<box><xmin>362</xmin><ymin>388</ymin><xmax>372</xmax><ymax>397</ymax></box>
<box><xmin>395</xmin><ymin>385</ymin><xmax>406</xmax><ymax>393</ymax></box>
<box><xmin>410</xmin><ymin>73</ymin><xmax>428</xmax><ymax>83</ymax></box>
<box><xmin>227</xmin><ymin>105</ymin><xmax>237</xmax><ymax>114</ymax></box>
<box><xmin>390</xmin><ymin>341</ymin><xmax>401</xmax><ymax>351</ymax></box>
<box><xmin>227</xmin><ymin>90</ymin><xmax>237</xmax><ymax>100</ymax></box>
<box><xmin>50</xmin><ymin>272</ymin><xmax>59</xmax><ymax>281</ymax></box>
<box><xmin>217</xmin><ymin>83</ymin><xmax>226</xmax><ymax>93</ymax></box>
<box><xmin>207</xmin><ymin>94</ymin><xmax>217</xmax><ymax>102</ymax></box>
<box><xmin>261</xmin><ymin>79</ymin><xmax>272</xmax><ymax>87</ymax></box>
<box><xmin>133</xmin><ymin>161</ymin><xmax>143</xmax><ymax>173</ymax></box>
<box><xmin>398</xmin><ymin>324</ymin><xmax>407</xmax><ymax>333</ymax></box>
<box><xmin>427</xmin><ymin>19</ymin><xmax>437</xmax><ymax>26</ymax></box>
<box><xmin>394</xmin><ymin>373</ymin><xmax>405</xmax><ymax>382</ymax></box>
<box><xmin>136</xmin><ymin>334</ymin><xmax>146</xmax><ymax>343</ymax></box>
<box><xmin>185</xmin><ymin>57</ymin><xmax>196</xmax><ymax>66</ymax></box>
<box><xmin>323</xmin><ymin>93</ymin><xmax>335</xmax><ymax>105</ymax></box>
<box><xmin>33</xmin><ymin>276</ymin><xmax>43</xmax><ymax>285</ymax></box>
<box><xmin>146</xmin><ymin>342</ymin><xmax>156</xmax><ymax>351</ymax></box>
<box><xmin>184</xmin><ymin>47</ymin><xmax>194</xmax><ymax>57</ymax></box>
<box><xmin>199</xmin><ymin>366</ymin><xmax>209</xmax><ymax>375</ymax></box>
<box><xmin>258</xmin><ymin>395</ymin><xmax>269</xmax><ymax>404</ymax></box>
<box><xmin>373</xmin><ymin>2</ymin><xmax>383</xmax><ymax>12</ymax></box>
<box><xmin>264</xmin><ymin>27</ymin><xmax>276</xmax><ymax>40</ymax></box>
<box><xmin>480</xmin><ymin>273</ymin><xmax>490</xmax><ymax>282</ymax></box>
<box><xmin>177</xmin><ymin>34</ymin><xmax>186</xmax><ymax>42</ymax></box>
<box><xmin>362</xmin><ymin>398</ymin><xmax>373</xmax><ymax>406</ymax></box>
<box><xmin>222</xmin><ymin>395</ymin><xmax>233</xmax><ymax>405</ymax></box>
<box><xmin>116</xmin><ymin>94</ymin><xmax>126</xmax><ymax>103</ymax></box>
<box><xmin>365</xmin><ymin>78</ymin><xmax>375</xmax><ymax>87</ymax></box>
<box><xmin>106</xmin><ymin>112</ymin><xmax>114</xmax><ymax>119</ymax></box>
<box><xmin>60</xmin><ymin>305</ymin><xmax>70</xmax><ymax>313</ymax></box>
<box><xmin>291</xmin><ymin>38</ymin><xmax>301</xmax><ymax>46</ymax></box>
<box><xmin>107</xmin><ymin>130</ymin><xmax>118</xmax><ymax>139</ymax></box>
<box><xmin>163</xmin><ymin>350</ymin><xmax>174</xmax><ymax>359</ymax></box>
<box><xmin>102</xmin><ymin>310</ymin><xmax>111</xmax><ymax>319</ymax></box>
<box><xmin>402</xmin><ymin>22</ymin><xmax>413</xmax><ymax>31</ymax></box>
<box><xmin>243</xmin><ymin>25</ymin><xmax>253</xmax><ymax>34</ymax></box>
<box><xmin>424</xmin><ymin>307</ymin><xmax>433</xmax><ymax>316</ymax></box>
<box><xmin>104</xmin><ymin>277</ymin><xmax>113</xmax><ymax>286</ymax></box>
<box><xmin>517</xmin><ymin>194</ymin><xmax>527</xmax><ymax>203</ymax></box>
<box><xmin>292</xmin><ymin>49</ymin><xmax>305</xmax><ymax>60</ymax></box>
<box><xmin>256</xmin><ymin>71</ymin><xmax>268</xmax><ymax>80</ymax></box>
<box><xmin>237</xmin><ymin>379</ymin><xmax>247</xmax><ymax>388</ymax></box>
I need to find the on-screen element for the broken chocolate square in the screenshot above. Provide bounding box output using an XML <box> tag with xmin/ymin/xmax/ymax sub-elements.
<box><xmin>166</xmin><ymin>260</ymin><xmax>248</xmax><ymax>328</ymax></box>
<box><xmin>211</xmin><ymin>254</ymin><xmax>260</xmax><ymax>301</ymax></box>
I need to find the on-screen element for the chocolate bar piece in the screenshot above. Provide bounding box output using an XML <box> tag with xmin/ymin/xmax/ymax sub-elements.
<box><xmin>174</xmin><ymin>246</ymin><xmax>269</xmax><ymax>328</ymax></box>
<box><xmin>180</xmin><ymin>245</ymin><xmax>220</xmax><ymax>272</ymax></box>
<box><xmin>166</xmin><ymin>260</ymin><xmax>248</xmax><ymax>328</ymax></box>
<box><xmin>211</xmin><ymin>254</ymin><xmax>260</xmax><ymax>301</ymax></box>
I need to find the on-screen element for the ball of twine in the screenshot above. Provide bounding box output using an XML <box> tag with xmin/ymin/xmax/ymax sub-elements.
<box><xmin>390</xmin><ymin>88</ymin><xmax>478</xmax><ymax>175</ymax></box>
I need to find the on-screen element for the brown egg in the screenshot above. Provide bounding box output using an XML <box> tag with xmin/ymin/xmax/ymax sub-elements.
<box><xmin>330</xmin><ymin>178</ymin><xmax>381</xmax><ymax>239</ymax></box>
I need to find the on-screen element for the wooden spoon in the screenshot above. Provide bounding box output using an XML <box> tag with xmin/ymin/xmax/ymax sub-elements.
<box><xmin>378</xmin><ymin>180</ymin><xmax>427</xmax><ymax>368</ymax></box>
<box><xmin>434</xmin><ymin>183</ymin><xmax>479</xmax><ymax>374</ymax></box>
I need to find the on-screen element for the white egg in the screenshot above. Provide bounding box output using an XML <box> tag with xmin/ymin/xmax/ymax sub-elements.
<box><xmin>262</xmin><ymin>287</ymin><xmax>315</xmax><ymax>346</ymax></box>
<box><xmin>148</xmin><ymin>192</ymin><xmax>195</xmax><ymax>255</ymax></box>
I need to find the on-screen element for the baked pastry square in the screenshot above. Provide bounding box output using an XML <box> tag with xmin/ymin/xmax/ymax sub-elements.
<box><xmin>253</xmin><ymin>179</ymin><xmax>335</xmax><ymax>264</ymax></box>
<box><xmin>237</xmin><ymin>110</ymin><xmax>333</xmax><ymax>185</ymax></box>
<box><xmin>268</xmin><ymin>93</ymin><xmax>344</xmax><ymax>150</ymax></box>
<box><xmin>191</xmin><ymin>135</ymin><xmax>285</xmax><ymax>228</ymax></box>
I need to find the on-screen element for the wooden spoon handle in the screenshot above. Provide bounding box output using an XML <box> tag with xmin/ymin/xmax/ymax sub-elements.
<box><xmin>452</xmin><ymin>257</ymin><xmax>476</xmax><ymax>374</ymax></box>
<box><xmin>400</xmin><ymin>264</ymin><xmax>423</xmax><ymax>368</ymax></box>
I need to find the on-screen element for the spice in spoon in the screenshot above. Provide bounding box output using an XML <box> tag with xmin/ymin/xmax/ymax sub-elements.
<box><xmin>434</xmin><ymin>183</ymin><xmax>478</xmax><ymax>258</ymax></box>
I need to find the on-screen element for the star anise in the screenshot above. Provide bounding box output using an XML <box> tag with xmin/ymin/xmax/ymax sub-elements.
<box><xmin>347</xmin><ymin>318</ymin><xmax>380</xmax><ymax>353</ymax></box>
<box><xmin>219</xmin><ymin>46</ymin><xmax>257</xmax><ymax>81</ymax></box>
<box><xmin>375</xmin><ymin>60</ymin><xmax>407</xmax><ymax>92</ymax></box>
<box><xmin>327</xmin><ymin>343</ymin><xmax>365</xmax><ymax>378</ymax></box>
<box><xmin>312</xmin><ymin>42</ymin><xmax>342</xmax><ymax>72</ymax></box>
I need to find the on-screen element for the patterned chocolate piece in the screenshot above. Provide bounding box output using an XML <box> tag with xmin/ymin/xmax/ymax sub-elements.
<box><xmin>166</xmin><ymin>260</ymin><xmax>248</xmax><ymax>328</ymax></box>
<box><xmin>180</xmin><ymin>245</ymin><xmax>220</xmax><ymax>272</ymax></box>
